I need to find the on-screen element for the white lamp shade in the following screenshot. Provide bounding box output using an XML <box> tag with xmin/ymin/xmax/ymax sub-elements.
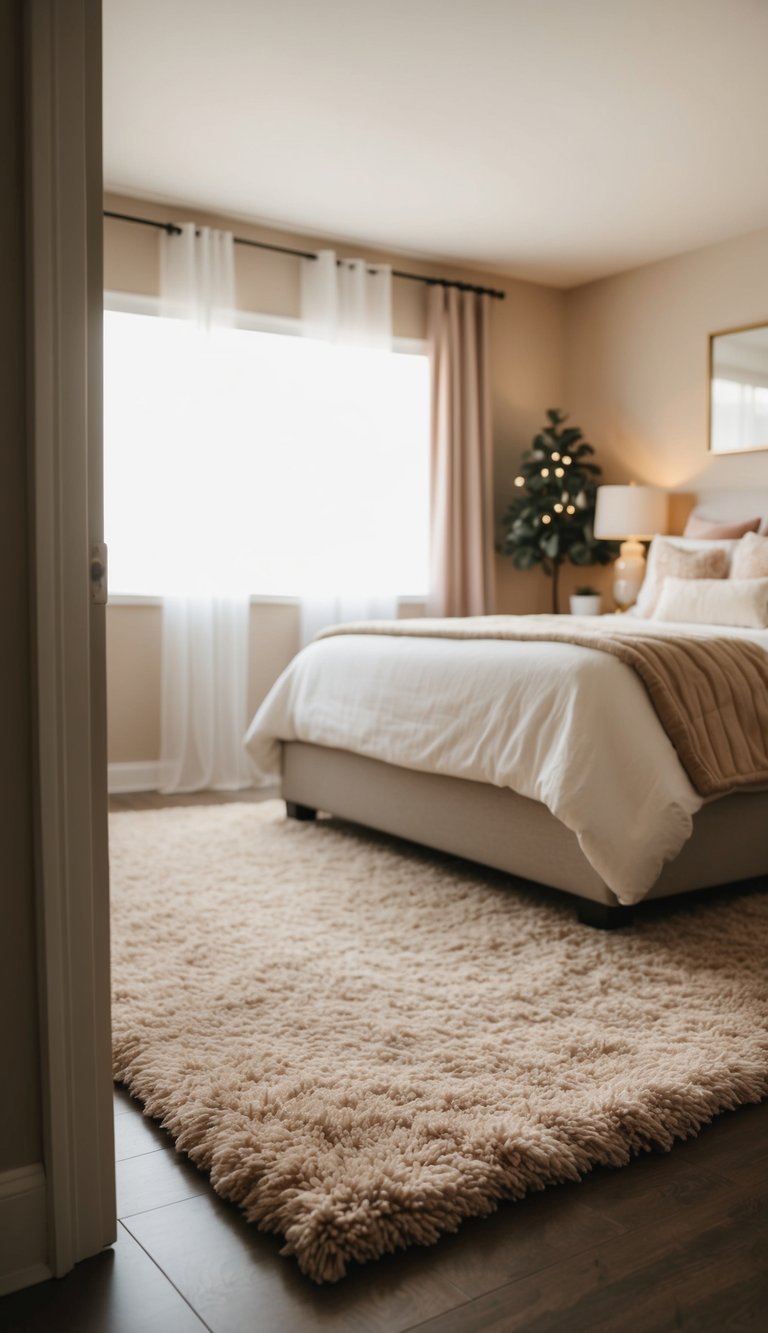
<box><xmin>593</xmin><ymin>485</ymin><xmax>668</xmax><ymax>539</ymax></box>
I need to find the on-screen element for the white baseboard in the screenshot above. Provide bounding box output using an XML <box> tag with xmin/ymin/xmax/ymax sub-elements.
<box><xmin>108</xmin><ymin>760</ymin><xmax>166</xmax><ymax>793</ymax></box>
<box><xmin>0</xmin><ymin>1164</ymin><xmax>51</xmax><ymax>1296</ymax></box>
<box><xmin>108</xmin><ymin>761</ymin><xmax>281</xmax><ymax>799</ymax></box>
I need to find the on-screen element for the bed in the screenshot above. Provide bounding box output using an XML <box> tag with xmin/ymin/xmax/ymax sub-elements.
<box><xmin>244</xmin><ymin>593</ymin><xmax>768</xmax><ymax>926</ymax></box>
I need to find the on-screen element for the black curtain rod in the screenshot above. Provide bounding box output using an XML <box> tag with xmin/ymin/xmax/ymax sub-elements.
<box><xmin>103</xmin><ymin>209</ymin><xmax>506</xmax><ymax>301</ymax></box>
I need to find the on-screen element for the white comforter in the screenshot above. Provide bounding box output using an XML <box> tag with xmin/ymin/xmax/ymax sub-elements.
<box><xmin>244</xmin><ymin>615</ymin><xmax>768</xmax><ymax>905</ymax></box>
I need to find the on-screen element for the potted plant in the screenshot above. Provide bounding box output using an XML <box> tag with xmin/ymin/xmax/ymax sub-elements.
<box><xmin>500</xmin><ymin>410</ymin><xmax>618</xmax><ymax>613</ymax></box>
<box><xmin>569</xmin><ymin>585</ymin><xmax>603</xmax><ymax>616</ymax></box>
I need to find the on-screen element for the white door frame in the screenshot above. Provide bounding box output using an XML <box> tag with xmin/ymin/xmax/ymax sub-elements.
<box><xmin>28</xmin><ymin>0</ymin><xmax>115</xmax><ymax>1277</ymax></box>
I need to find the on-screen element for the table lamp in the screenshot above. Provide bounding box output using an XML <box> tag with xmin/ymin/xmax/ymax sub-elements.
<box><xmin>593</xmin><ymin>484</ymin><xmax>668</xmax><ymax>609</ymax></box>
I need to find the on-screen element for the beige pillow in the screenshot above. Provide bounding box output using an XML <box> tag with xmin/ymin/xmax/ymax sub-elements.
<box><xmin>635</xmin><ymin>539</ymin><xmax>730</xmax><ymax>617</ymax></box>
<box><xmin>654</xmin><ymin>576</ymin><xmax>768</xmax><ymax>629</ymax></box>
<box><xmin>731</xmin><ymin>531</ymin><xmax>768</xmax><ymax>580</ymax></box>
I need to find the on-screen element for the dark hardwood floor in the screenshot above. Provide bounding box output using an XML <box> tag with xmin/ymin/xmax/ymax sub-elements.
<box><xmin>107</xmin><ymin>788</ymin><xmax>278</xmax><ymax>813</ymax></box>
<box><xmin>2</xmin><ymin>792</ymin><xmax>766</xmax><ymax>1332</ymax></box>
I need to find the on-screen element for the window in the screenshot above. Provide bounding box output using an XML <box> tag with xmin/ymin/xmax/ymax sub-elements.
<box><xmin>711</xmin><ymin>375</ymin><xmax>768</xmax><ymax>454</ymax></box>
<box><xmin>104</xmin><ymin>304</ymin><xmax>430</xmax><ymax>598</ymax></box>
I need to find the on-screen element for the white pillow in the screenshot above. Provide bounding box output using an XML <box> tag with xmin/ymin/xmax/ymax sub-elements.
<box><xmin>653</xmin><ymin>576</ymin><xmax>768</xmax><ymax>629</ymax></box>
<box><xmin>632</xmin><ymin>535</ymin><xmax>736</xmax><ymax>618</ymax></box>
<box><xmin>730</xmin><ymin>531</ymin><xmax>768</xmax><ymax>580</ymax></box>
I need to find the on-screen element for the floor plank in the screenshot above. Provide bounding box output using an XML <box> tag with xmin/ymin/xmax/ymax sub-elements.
<box><xmin>109</xmin><ymin>788</ymin><xmax>277</xmax><ymax>813</ymax></box>
<box><xmin>123</xmin><ymin>1192</ymin><xmax>469</xmax><ymax>1333</ymax></box>
<box><xmin>113</xmin><ymin>1085</ymin><xmax>139</xmax><ymax>1118</ymax></box>
<box><xmin>116</xmin><ymin>1146</ymin><xmax>209</xmax><ymax>1220</ymax></box>
<box><xmin>0</xmin><ymin>1224</ymin><xmax>206</xmax><ymax>1333</ymax></box>
<box><xmin>114</xmin><ymin>1106</ymin><xmax>172</xmax><ymax>1163</ymax></box>
<box><xmin>554</xmin><ymin>1145</ymin><xmax>731</xmax><ymax>1233</ymax></box>
<box><xmin>401</xmin><ymin>1186</ymin><xmax>626</xmax><ymax>1300</ymax></box>
<box><xmin>407</xmin><ymin>1175</ymin><xmax>768</xmax><ymax>1333</ymax></box>
<box><xmin>663</xmin><ymin>1100</ymin><xmax>768</xmax><ymax>1185</ymax></box>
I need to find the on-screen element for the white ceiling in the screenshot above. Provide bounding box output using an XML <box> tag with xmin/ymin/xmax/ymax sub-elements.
<box><xmin>103</xmin><ymin>0</ymin><xmax>768</xmax><ymax>288</ymax></box>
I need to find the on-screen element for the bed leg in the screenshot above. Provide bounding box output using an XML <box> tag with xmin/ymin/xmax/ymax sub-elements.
<box><xmin>577</xmin><ymin>899</ymin><xmax>633</xmax><ymax>929</ymax></box>
<box><xmin>285</xmin><ymin>801</ymin><xmax>317</xmax><ymax>822</ymax></box>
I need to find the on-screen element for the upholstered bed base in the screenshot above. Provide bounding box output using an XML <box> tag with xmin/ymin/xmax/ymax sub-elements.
<box><xmin>282</xmin><ymin>741</ymin><xmax>768</xmax><ymax>921</ymax></box>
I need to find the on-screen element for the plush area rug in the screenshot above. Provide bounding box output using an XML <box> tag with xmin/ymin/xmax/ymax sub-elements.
<box><xmin>110</xmin><ymin>801</ymin><xmax>768</xmax><ymax>1283</ymax></box>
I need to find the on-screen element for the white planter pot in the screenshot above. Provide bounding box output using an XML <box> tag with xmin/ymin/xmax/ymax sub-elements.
<box><xmin>570</xmin><ymin>593</ymin><xmax>602</xmax><ymax>616</ymax></box>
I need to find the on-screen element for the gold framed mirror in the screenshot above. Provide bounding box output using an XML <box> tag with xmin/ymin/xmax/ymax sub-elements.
<box><xmin>709</xmin><ymin>321</ymin><xmax>768</xmax><ymax>454</ymax></box>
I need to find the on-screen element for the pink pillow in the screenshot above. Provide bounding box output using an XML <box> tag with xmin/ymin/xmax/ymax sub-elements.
<box><xmin>731</xmin><ymin>531</ymin><xmax>768</xmax><ymax>580</ymax></box>
<box><xmin>683</xmin><ymin>510</ymin><xmax>761</xmax><ymax>540</ymax></box>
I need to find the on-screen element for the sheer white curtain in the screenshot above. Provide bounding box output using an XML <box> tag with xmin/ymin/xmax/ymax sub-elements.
<box><xmin>299</xmin><ymin>250</ymin><xmax>398</xmax><ymax>644</ymax></box>
<box><xmin>302</xmin><ymin>250</ymin><xmax>392</xmax><ymax>348</ymax></box>
<box><xmin>158</xmin><ymin>224</ymin><xmax>252</xmax><ymax>792</ymax></box>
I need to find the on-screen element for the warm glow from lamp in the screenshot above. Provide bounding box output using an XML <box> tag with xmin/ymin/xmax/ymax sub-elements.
<box><xmin>594</xmin><ymin>484</ymin><xmax>668</xmax><ymax>610</ymax></box>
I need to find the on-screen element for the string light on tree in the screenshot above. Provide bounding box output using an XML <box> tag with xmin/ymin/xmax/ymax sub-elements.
<box><xmin>500</xmin><ymin>409</ymin><xmax>618</xmax><ymax>613</ymax></box>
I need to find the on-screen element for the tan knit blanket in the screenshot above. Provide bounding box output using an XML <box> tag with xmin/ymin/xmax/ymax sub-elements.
<box><xmin>317</xmin><ymin>616</ymin><xmax>768</xmax><ymax>797</ymax></box>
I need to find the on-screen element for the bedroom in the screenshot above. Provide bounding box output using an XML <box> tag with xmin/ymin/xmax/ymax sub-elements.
<box><xmin>2</xmin><ymin>0</ymin><xmax>768</xmax><ymax>1328</ymax></box>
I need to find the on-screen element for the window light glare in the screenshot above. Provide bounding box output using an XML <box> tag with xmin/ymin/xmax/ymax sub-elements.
<box><xmin>103</xmin><ymin>310</ymin><xmax>430</xmax><ymax>597</ymax></box>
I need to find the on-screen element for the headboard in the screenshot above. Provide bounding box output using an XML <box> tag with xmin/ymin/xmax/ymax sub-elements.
<box><xmin>669</xmin><ymin>489</ymin><xmax>768</xmax><ymax>535</ymax></box>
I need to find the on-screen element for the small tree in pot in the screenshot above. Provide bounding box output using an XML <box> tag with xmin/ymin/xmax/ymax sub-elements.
<box><xmin>500</xmin><ymin>409</ymin><xmax>618</xmax><ymax>613</ymax></box>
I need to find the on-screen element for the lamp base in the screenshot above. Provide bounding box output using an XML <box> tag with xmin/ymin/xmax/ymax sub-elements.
<box><xmin>612</xmin><ymin>539</ymin><xmax>646</xmax><ymax>611</ymax></box>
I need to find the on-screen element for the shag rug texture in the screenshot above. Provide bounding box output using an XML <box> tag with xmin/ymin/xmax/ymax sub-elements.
<box><xmin>110</xmin><ymin>801</ymin><xmax>768</xmax><ymax>1283</ymax></box>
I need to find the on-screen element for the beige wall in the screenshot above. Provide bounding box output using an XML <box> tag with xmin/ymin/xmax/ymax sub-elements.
<box><xmin>559</xmin><ymin>226</ymin><xmax>768</xmax><ymax>606</ymax></box>
<box><xmin>107</xmin><ymin>605</ymin><xmax>163</xmax><ymax>762</ymax></box>
<box><xmin>104</xmin><ymin>192</ymin><xmax>566</xmax><ymax>764</ymax></box>
<box><xmin>0</xmin><ymin>0</ymin><xmax>42</xmax><ymax>1171</ymax></box>
<box><xmin>565</xmin><ymin>224</ymin><xmax>768</xmax><ymax>495</ymax></box>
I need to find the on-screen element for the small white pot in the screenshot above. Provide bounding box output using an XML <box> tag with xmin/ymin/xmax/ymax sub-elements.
<box><xmin>570</xmin><ymin>593</ymin><xmax>602</xmax><ymax>616</ymax></box>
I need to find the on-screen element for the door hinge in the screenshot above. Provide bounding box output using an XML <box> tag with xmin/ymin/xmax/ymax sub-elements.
<box><xmin>90</xmin><ymin>543</ymin><xmax>108</xmax><ymax>604</ymax></box>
